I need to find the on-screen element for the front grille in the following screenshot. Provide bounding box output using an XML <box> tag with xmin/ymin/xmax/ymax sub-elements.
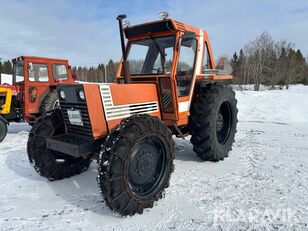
<box><xmin>61</xmin><ymin>102</ymin><xmax>93</xmax><ymax>136</ymax></box>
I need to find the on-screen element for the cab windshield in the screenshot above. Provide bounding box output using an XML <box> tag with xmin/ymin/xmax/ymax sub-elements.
<box><xmin>127</xmin><ymin>35</ymin><xmax>175</xmax><ymax>75</ymax></box>
<box><xmin>13</xmin><ymin>60</ymin><xmax>24</xmax><ymax>83</ymax></box>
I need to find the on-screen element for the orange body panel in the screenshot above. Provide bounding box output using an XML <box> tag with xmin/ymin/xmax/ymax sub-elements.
<box><xmin>83</xmin><ymin>84</ymin><xmax>108</xmax><ymax>138</ymax></box>
<box><xmin>106</xmin><ymin>84</ymin><xmax>161</xmax><ymax>132</ymax></box>
<box><xmin>84</xmin><ymin>83</ymin><xmax>161</xmax><ymax>138</ymax></box>
<box><xmin>110</xmin><ymin>84</ymin><xmax>159</xmax><ymax>106</ymax></box>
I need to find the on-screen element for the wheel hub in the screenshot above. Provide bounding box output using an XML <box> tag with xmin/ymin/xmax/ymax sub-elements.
<box><xmin>216</xmin><ymin>101</ymin><xmax>232</xmax><ymax>144</ymax></box>
<box><xmin>127</xmin><ymin>135</ymin><xmax>167</xmax><ymax>197</ymax></box>
<box><xmin>129</xmin><ymin>142</ymin><xmax>158</xmax><ymax>185</ymax></box>
<box><xmin>136</xmin><ymin>149</ymin><xmax>157</xmax><ymax>181</ymax></box>
<box><xmin>216</xmin><ymin>113</ymin><xmax>224</xmax><ymax>131</ymax></box>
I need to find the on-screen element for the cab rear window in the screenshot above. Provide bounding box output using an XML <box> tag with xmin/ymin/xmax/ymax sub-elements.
<box><xmin>52</xmin><ymin>64</ymin><xmax>68</xmax><ymax>80</ymax></box>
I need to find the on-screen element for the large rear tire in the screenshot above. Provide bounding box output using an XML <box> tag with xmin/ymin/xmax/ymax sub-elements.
<box><xmin>189</xmin><ymin>84</ymin><xmax>238</xmax><ymax>161</ymax></box>
<box><xmin>0</xmin><ymin>117</ymin><xmax>7</xmax><ymax>143</ymax></box>
<box><xmin>40</xmin><ymin>89</ymin><xmax>59</xmax><ymax>114</ymax></box>
<box><xmin>27</xmin><ymin>109</ymin><xmax>92</xmax><ymax>181</ymax></box>
<box><xmin>97</xmin><ymin>114</ymin><xmax>175</xmax><ymax>216</ymax></box>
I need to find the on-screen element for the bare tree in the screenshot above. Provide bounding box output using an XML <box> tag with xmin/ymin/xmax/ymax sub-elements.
<box><xmin>244</xmin><ymin>32</ymin><xmax>274</xmax><ymax>91</ymax></box>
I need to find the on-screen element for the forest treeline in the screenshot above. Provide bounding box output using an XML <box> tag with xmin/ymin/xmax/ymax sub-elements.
<box><xmin>230</xmin><ymin>32</ymin><xmax>308</xmax><ymax>90</ymax></box>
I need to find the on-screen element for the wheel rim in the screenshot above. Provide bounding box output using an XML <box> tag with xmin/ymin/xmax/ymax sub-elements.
<box><xmin>127</xmin><ymin>134</ymin><xmax>168</xmax><ymax>197</ymax></box>
<box><xmin>216</xmin><ymin>101</ymin><xmax>232</xmax><ymax>144</ymax></box>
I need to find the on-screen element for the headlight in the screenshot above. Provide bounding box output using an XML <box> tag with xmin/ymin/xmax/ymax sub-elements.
<box><xmin>78</xmin><ymin>90</ymin><xmax>85</xmax><ymax>100</ymax></box>
<box><xmin>60</xmin><ymin>90</ymin><xmax>65</xmax><ymax>99</ymax></box>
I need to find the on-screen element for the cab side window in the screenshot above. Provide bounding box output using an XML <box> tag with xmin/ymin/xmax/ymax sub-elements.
<box><xmin>202</xmin><ymin>42</ymin><xmax>211</xmax><ymax>72</ymax></box>
<box><xmin>29</xmin><ymin>63</ymin><xmax>49</xmax><ymax>82</ymax></box>
<box><xmin>53</xmin><ymin>64</ymin><xmax>68</xmax><ymax>80</ymax></box>
<box><xmin>176</xmin><ymin>38</ymin><xmax>197</xmax><ymax>97</ymax></box>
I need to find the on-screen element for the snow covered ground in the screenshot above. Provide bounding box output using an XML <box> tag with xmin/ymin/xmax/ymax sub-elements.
<box><xmin>0</xmin><ymin>85</ymin><xmax>308</xmax><ymax>230</ymax></box>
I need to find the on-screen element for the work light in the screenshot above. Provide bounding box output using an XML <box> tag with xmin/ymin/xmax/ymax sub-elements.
<box><xmin>79</xmin><ymin>90</ymin><xmax>85</xmax><ymax>100</ymax></box>
<box><xmin>158</xmin><ymin>12</ymin><xmax>169</xmax><ymax>20</ymax></box>
<box><xmin>60</xmin><ymin>90</ymin><xmax>65</xmax><ymax>99</ymax></box>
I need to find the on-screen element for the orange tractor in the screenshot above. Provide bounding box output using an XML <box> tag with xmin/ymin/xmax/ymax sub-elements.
<box><xmin>0</xmin><ymin>56</ymin><xmax>75</xmax><ymax>142</ymax></box>
<box><xmin>27</xmin><ymin>13</ymin><xmax>238</xmax><ymax>216</ymax></box>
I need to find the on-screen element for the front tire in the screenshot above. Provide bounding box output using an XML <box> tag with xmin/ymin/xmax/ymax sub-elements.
<box><xmin>27</xmin><ymin>109</ymin><xmax>92</xmax><ymax>181</ymax></box>
<box><xmin>0</xmin><ymin>117</ymin><xmax>7</xmax><ymax>142</ymax></box>
<box><xmin>189</xmin><ymin>84</ymin><xmax>238</xmax><ymax>161</ymax></box>
<box><xmin>97</xmin><ymin>114</ymin><xmax>175</xmax><ymax>216</ymax></box>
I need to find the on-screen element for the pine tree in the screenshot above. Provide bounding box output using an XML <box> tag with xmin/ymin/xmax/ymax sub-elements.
<box><xmin>97</xmin><ymin>63</ymin><xmax>106</xmax><ymax>82</ymax></box>
<box><xmin>107</xmin><ymin>59</ymin><xmax>116</xmax><ymax>83</ymax></box>
<box><xmin>0</xmin><ymin>60</ymin><xmax>3</xmax><ymax>74</ymax></box>
<box><xmin>237</xmin><ymin>49</ymin><xmax>247</xmax><ymax>85</ymax></box>
<box><xmin>231</xmin><ymin>52</ymin><xmax>238</xmax><ymax>68</ymax></box>
<box><xmin>2</xmin><ymin>60</ymin><xmax>13</xmax><ymax>74</ymax></box>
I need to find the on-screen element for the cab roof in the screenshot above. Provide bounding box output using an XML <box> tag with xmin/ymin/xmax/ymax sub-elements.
<box><xmin>124</xmin><ymin>19</ymin><xmax>204</xmax><ymax>39</ymax></box>
<box><xmin>12</xmin><ymin>56</ymin><xmax>69</xmax><ymax>63</ymax></box>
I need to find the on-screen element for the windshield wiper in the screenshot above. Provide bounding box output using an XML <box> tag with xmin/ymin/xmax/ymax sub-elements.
<box><xmin>149</xmin><ymin>35</ymin><xmax>166</xmax><ymax>71</ymax></box>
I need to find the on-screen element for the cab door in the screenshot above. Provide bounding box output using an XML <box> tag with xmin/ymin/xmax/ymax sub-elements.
<box><xmin>24</xmin><ymin>60</ymin><xmax>52</xmax><ymax>117</ymax></box>
<box><xmin>175</xmin><ymin>33</ymin><xmax>198</xmax><ymax>125</ymax></box>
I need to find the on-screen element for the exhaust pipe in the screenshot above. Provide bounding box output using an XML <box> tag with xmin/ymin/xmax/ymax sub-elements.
<box><xmin>117</xmin><ymin>14</ymin><xmax>130</xmax><ymax>84</ymax></box>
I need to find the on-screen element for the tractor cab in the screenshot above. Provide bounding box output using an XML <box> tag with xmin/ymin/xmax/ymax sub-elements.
<box><xmin>9</xmin><ymin>56</ymin><xmax>74</xmax><ymax>121</ymax></box>
<box><xmin>116</xmin><ymin>14</ymin><xmax>232</xmax><ymax>128</ymax></box>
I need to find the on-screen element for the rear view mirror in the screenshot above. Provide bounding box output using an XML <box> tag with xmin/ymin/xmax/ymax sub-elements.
<box><xmin>28</xmin><ymin>62</ymin><xmax>34</xmax><ymax>72</ymax></box>
<box><xmin>216</xmin><ymin>57</ymin><xmax>233</xmax><ymax>75</ymax></box>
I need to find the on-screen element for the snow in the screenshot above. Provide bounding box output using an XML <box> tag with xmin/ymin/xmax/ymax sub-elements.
<box><xmin>1</xmin><ymin>85</ymin><xmax>308</xmax><ymax>230</ymax></box>
<box><xmin>1</xmin><ymin>74</ymin><xmax>13</xmax><ymax>85</ymax></box>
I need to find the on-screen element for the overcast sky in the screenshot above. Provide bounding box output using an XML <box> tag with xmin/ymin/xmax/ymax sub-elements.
<box><xmin>0</xmin><ymin>0</ymin><xmax>307</xmax><ymax>66</ymax></box>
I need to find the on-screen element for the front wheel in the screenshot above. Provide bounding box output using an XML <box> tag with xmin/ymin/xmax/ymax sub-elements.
<box><xmin>97</xmin><ymin>114</ymin><xmax>175</xmax><ymax>216</ymax></box>
<box><xmin>27</xmin><ymin>109</ymin><xmax>92</xmax><ymax>180</ymax></box>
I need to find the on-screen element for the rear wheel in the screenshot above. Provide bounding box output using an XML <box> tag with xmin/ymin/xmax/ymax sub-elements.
<box><xmin>27</xmin><ymin>109</ymin><xmax>92</xmax><ymax>181</ymax></box>
<box><xmin>0</xmin><ymin>117</ymin><xmax>7</xmax><ymax>142</ymax></box>
<box><xmin>40</xmin><ymin>89</ymin><xmax>59</xmax><ymax>114</ymax></box>
<box><xmin>189</xmin><ymin>84</ymin><xmax>238</xmax><ymax>161</ymax></box>
<box><xmin>97</xmin><ymin>114</ymin><xmax>175</xmax><ymax>216</ymax></box>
